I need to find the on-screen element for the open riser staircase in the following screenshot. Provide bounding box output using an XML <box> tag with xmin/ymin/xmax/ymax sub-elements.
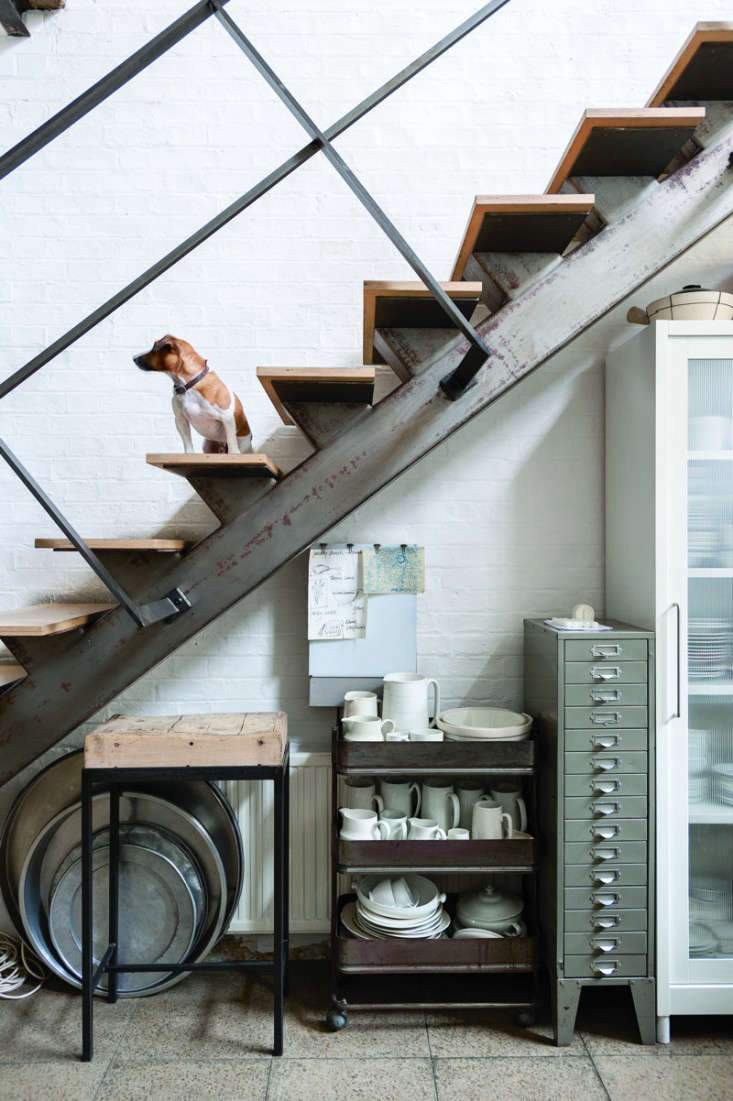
<box><xmin>1</xmin><ymin>18</ymin><xmax>733</xmax><ymax>783</ymax></box>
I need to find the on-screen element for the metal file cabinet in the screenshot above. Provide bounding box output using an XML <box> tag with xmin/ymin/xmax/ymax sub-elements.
<box><xmin>524</xmin><ymin>618</ymin><xmax>656</xmax><ymax>1044</ymax></box>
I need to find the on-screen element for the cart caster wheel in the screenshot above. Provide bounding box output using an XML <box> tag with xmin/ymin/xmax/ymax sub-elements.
<box><xmin>516</xmin><ymin>1011</ymin><xmax>536</xmax><ymax>1028</ymax></box>
<box><xmin>327</xmin><ymin>1009</ymin><xmax>348</xmax><ymax>1032</ymax></box>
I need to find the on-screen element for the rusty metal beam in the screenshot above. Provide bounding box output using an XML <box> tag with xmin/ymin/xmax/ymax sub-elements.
<box><xmin>1</xmin><ymin>123</ymin><xmax>732</xmax><ymax>783</ymax></box>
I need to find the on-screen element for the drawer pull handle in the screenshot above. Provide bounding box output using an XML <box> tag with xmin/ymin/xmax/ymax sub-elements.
<box><xmin>594</xmin><ymin>825</ymin><xmax>620</xmax><ymax>840</ymax></box>
<box><xmin>593</xmin><ymin>961</ymin><xmax>619</xmax><ymax>976</ymax></box>
<box><xmin>590</xmin><ymin>801</ymin><xmax>620</xmax><ymax>817</ymax></box>
<box><xmin>590</xmin><ymin>846</ymin><xmax>620</xmax><ymax>861</ymax></box>
<box><xmin>591</xmin><ymin>665</ymin><xmax>621</xmax><ymax>681</ymax></box>
<box><xmin>592</xmin><ymin>780</ymin><xmax>620</xmax><ymax>795</ymax></box>
<box><xmin>591</xmin><ymin>644</ymin><xmax>622</xmax><ymax>658</ymax></box>
<box><xmin>592</xmin><ymin>892</ymin><xmax>620</xmax><ymax>907</ymax></box>
<box><xmin>590</xmin><ymin>689</ymin><xmax>622</xmax><ymax>703</ymax></box>
<box><xmin>590</xmin><ymin>735</ymin><xmax>621</xmax><ymax>750</ymax></box>
<box><xmin>594</xmin><ymin>869</ymin><xmax>621</xmax><ymax>885</ymax></box>
<box><xmin>591</xmin><ymin>937</ymin><xmax>619</xmax><ymax>953</ymax></box>
<box><xmin>590</xmin><ymin>712</ymin><xmax>622</xmax><ymax>726</ymax></box>
<box><xmin>593</xmin><ymin>757</ymin><xmax>620</xmax><ymax>772</ymax></box>
<box><xmin>594</xmin><ymin>915</ymin><xmax>620</xmax><ymax>929</ymax></box>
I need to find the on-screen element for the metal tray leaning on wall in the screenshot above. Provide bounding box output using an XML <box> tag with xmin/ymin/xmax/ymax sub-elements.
<box><xmin>327</xmin><ymin>721</ymin><xmax>542</xmax><ymax>1029</ymax></box>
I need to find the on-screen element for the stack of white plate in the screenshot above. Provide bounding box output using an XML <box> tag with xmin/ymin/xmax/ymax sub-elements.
<box><xmin>436</xmin><ymin>708</ymin><xmax>532</xmax><ymax>742</ymax></box>
<box><xmin>689</xmin><ymin>921</ymin><xmax>716</xmax><ymax>958</ymax></box>
<box><xmin>340</xmin><ymin>875</ymin><xmax>450</xmax><ymax>940</ymax></box>
<box><xmin>688</xmin><ymin>774</ymin><xmax>709</xmax><ymax>804</ymax></box>
<box><xmin>690</xmin><ymin>875</ymin><xmax>733</xmax><ymax>923</ymax></box>
<box><xmin>688</xmin><ymin>619</ymin><xmax>733</xmax><ymax>680</ymax></box>
<box><xmin>712</xmin><ymin>763</ymin><xmax>733</xmax><ymax>805</ymax></box>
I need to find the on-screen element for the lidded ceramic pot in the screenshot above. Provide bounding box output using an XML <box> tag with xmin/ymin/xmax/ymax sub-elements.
<box><xmin>456</xmin><ymin>884</ymin><xmax>523</xmax><ymax>931</ymax></box>
<box><xmin>627</xmin><ymin>285</ymin><xmax>733</xmax><ymax>325</ymax></box>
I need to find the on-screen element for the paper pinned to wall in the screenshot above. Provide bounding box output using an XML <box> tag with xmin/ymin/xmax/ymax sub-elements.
<box><xmin>361</xmin><ymin>545</ymin><xmax>425</xmax><ymax>594</ymax></box>
<box><xmin>308</xmin><ymin>548</ymin><xmax>367</xmax><ymax>640</ymax></box>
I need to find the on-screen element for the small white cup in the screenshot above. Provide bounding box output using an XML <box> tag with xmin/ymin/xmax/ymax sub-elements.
<box><xmin>342</xmin><ymin>778</ymin><xmax>384</xmax><ymax>813</ymax></box>
<box><xmin>343</xmin><ymin>690</ymin><xmax>379</xmax><ymax>718</ymax></box>
<box><xmin>339</xmin><ymin>807</ymin><xmax>389</xmax><ymax>840</ymax></box>
<box><xmin>447</xmin><ymin>827</ymin><xmax>471</xmax><ymax>840</ymax></box>
<box><xmin>408</xmin><ymin>817</ymin><xmax>447</xmax><ymax>840</ymax></box>
<box><xmin>472</xmin><ymin>797</ymin><xmax>513</xmax><ymax>840</ymax></box>
<box><xmin>409</xmin><ymin>728</ymin><xmax>444</xmax><ymax>742</ymax></box>
<box><xmin>379</xmin><ymin>810</ymin><xmax>408</xmax><ymax>840</ymax></box>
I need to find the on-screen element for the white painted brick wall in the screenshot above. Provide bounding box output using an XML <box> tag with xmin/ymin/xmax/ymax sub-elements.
<box><xmin>0</xmin><ymin>0</ymin><xmax>729</xmax><ymax>769</ymax></box>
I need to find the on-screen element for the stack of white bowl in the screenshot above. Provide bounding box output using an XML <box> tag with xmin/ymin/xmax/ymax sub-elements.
<box><xmin>340</xmin><ymin>875</ymin><xmax>450</xmax><ymax>940</ymax></box>
<box><xmin>437</xmin><ymin>707</ymin><xmax>532</xmax><ymax>742</ymax></box>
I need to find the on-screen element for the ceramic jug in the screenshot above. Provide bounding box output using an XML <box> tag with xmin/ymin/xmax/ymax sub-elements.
<box><xmin>382</xmin><ymin>672</ymin><xmax>440</xmax><ymax>730</ymax></box>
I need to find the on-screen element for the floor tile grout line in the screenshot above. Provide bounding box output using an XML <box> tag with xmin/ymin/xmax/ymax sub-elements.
<box><xmin>579</xmin><ymin>1030</ymin><xmax>612</xmax><ymax>1101</ymax></box>
<box><xmin>425</xmin><ymin>1012</ymin><xmax>440</xmax><ymax>1101</ymax></box>
<box><xmin>91</xmin><ymin>995</ymin><xmax>141</xmax><ymax>1098</ymax></box>
<box><xmin>264</xmin><ymin>1052</ymin><xmax>274</xmax><ymax>1100</ymax></box>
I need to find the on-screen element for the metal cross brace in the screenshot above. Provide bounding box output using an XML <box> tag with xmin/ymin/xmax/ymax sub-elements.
<box><xmin>211</xmin><ymin>0</ymin><xmax>491</xmax><ymax>394</ymax></box>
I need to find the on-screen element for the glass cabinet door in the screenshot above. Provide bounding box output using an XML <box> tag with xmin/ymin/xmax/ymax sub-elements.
<box><xmin>687</xmin><ymin>355</ymin><xmax>733</xmax><ymax>975</ymax></box>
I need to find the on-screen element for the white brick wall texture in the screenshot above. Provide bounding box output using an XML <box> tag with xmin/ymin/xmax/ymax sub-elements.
<box><xmin>0</xmin><ymin>0</ymin><xmax>729</xmax><ymax>778</ymax></box>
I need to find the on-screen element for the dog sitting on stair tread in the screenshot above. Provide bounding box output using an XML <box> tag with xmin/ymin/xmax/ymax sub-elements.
<box><xmin>134</xmin><ymin>335</ymin><xmax>252</xmax><ymax>454</ymax></box>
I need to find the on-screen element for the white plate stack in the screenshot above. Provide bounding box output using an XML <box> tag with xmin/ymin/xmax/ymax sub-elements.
<box><xmin>689</xmin><ymin>875</ymin><xmax>733</xmax><ymax>924</ymax></box>
<box><xmin>712</xmin><ymin>763</ymin><xmax>733</xmax><ymax>805</ymax></box>
<box><xmin>688</xmin><ymin>619</ymin><xmax>733</xmax><ymax>680</ymax></box>
<box><xmin>341</xmin><ymin>875</ymin><xmax>450</xmax><ymax>940</ymax></box>
<box><xmin>436</xmin><ymin>708</ymin><xmax>532</xmax><ymax>742</ymax></box>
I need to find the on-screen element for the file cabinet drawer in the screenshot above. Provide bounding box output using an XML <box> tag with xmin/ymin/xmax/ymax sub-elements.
<box><xmin>565</xmin><ymin>751</ymin><xmax>647</xmax><ymax>775</ymax></box>
<box><xmin>565</xmin><ymin>841</ymin><xmax>647</xmax><ymax>865</ymax></box>
<box><xmin>564</xmin><ymin>639</ymin><xmax>647</xmax><ymax>663</ymax></box>
<box><xmin>565</xmin><ymin>706</ymin><xmax>647</xmax><ymax>729</ymax></box>
<box><xmin>564</xmin><ymin>931</ymin><xmax>647</xmax><ymax>955</ymax></box>
<box><xmin>564</xmin><ymin>818</ymin><xmax>647</xmax><ymax>843</ymax></box>
<box><xmin>565</xmin><ymin>773</ymin><xmax>647</xmax><ymax>798</ymax></box>
<box><xmin>564</xmin><ymin>863</ymin><xmax>647</xmax><ymax>888</ymax></box>
<box><xmin>565</xmin><ymin>795</ymin><xmax>647</xmax><ymax>819</ymax></box>
<box><xmin>565</xmin><ymin>885</ymin><xmax>648</xmax><ymax>910</ymax></box>
<box><xmin>565</xmin><ymin>684</ymin><xmax>648</xmax><ymax>707</ymax></box>
<box><xmin>565</xmin><ymin>729</ymin><xmax>648</xmax><ymax>753</ymax></box>
<box><xmin>564</xmin><ymin>954</ymin><xmax>646</xmax><ymax>979</ymax></box>
<box><xmin>565</xmin><ymin>661</ymin><xmax>647</xmax><ymax>684</ymax></box>
<box><xmin>564</xmin><ymin>907</ymin><xmax>647</xmax><ymax>933</ymax></box>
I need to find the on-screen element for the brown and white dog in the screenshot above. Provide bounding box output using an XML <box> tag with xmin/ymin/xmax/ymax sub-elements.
<box><xmin>134</xmin><ymin>335</ymin><xmax>252</xmax><ymax>454</ymax></box>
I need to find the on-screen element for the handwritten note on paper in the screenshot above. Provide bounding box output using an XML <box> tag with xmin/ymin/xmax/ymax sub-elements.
<box><xmin>361</xmin><ymin>545</ymin><xmax>425</xmax><ymax>594</ymax></box>
<box><xmin>308</xmin><ymin>548</ymin><xmax>367</xmax><ymax>641</ymax></box>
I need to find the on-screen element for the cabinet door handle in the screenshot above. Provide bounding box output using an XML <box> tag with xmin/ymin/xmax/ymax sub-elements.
<box><xmin>590</xmin><ymin>711</ymin><xmax>622</xmax><ymax>726</ymax></box>
<box><xmin>593</xmin><ymin>915</ymin><xmax>620</xmax><ymax>929</ymax></box>
<box><xmin>591</xmin><ymin>644</ymin><xmax>622</xmax><ymax>658</ymax></box>
<box><xmin>590</xmin><ymin>846</ymin><xmax>620</xmax><ymax>861</ymax></box>
<box><xmin>593</xmin><ymin>757</ymin><xmax>620</xmax><ymax>772</ymax></box>
<box><xmin>590</xmin><ymin>801</ymin><xmax>620</xmax><ymax>816</ymax></box>
<box><xmin>671</xmin><ymin>601</ymin><xmax>681</xmax><ymax>721</ymax></box>
<box><xmin>591</xmin><ymin>937</ymin><xmax>619</xmax><ymax>953</ymax></box>
<box><xmin>590</xmin><ymin>734</ymin><xmax>621</xmax><ymax>750</ymax></box>
<box><xmin>592</xmin><ymin>961</ymin><xmax>619</xmax><ymax>976</ymax></box>
<box><xmin>590</xmin><ymin>689</ymin><xmax>622</xmax><ymax>703</ymax></box>
<box><xmin>592</xmin><ymin>892</ymin><xmax>620</xmax><ymax>907</ymax></box>
<box><xmin>591</xmin><ymin>665</ymin><xmax>621</xmax><ymax>681</ymax></box>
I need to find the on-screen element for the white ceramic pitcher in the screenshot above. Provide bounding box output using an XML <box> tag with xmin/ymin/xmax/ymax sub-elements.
<box><xmin>382</xmin><ymin>672</ymin><xmax>440</xmax><ymax>730</ymax></box>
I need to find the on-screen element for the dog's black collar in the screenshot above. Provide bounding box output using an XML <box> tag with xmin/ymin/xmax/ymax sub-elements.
<box><xmin>173</xmin><ymin>365</ymin><xmax>209</xmax><ymax>395</ymax></box>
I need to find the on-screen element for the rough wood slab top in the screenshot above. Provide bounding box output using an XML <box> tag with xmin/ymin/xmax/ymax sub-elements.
<box><xmin>34</xmin><ymin>538</ymin><xmax>186</xmax><ymax>552</ymax></box>
<box><xmin>146</xmin><ymin>453</ymin><xmax>282</xmax><ymax>479</ymax></box>
<box><xmin>0</xmin><ymin>603</ymin><xmax>115</xmax><ymax>636</ymax></box>
<box><xmin>0</xmin><ymin>663</ymin><xmax>25</xmax><ymax>687</ymax></box>
<box><xmin>85</xmin><ymin>711</ymin><xmax>288</xmax><ymax>768</ymax></box>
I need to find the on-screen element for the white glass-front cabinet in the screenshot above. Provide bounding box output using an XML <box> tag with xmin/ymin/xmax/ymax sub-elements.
<box><xmin>606</xmin><ymin>321</ymin><xmax>733</xmax><ymax>1042</ymax></box>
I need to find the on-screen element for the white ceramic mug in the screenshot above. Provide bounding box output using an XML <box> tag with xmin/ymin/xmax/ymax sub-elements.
<box><xmin>382</xmin><ymin>672</ymin><xmax>441</xmax><ymax>730</ymax></box>
<box><xmin>447</xmin><ymin>827</ymin><xmax>471</xmax><ymax>840</ymax></box>
<box><xmin>339</xmin><ymin>807</ymin><xmax>389</xmax><ymax>840</ymax></box>
<box><xmin>379</xmin><ymin>778</ymin><xmax>421</xmax><ymax>817</ymax></box>
<box><xmin>490</xmin><ymin>783</ymin><xmax>527</xmax><ymax>832</ymax></box>
<box><xmin>472</xmin><ymin>797</ymin><xmax>513</xmax><ymax>840</ymax></box>
<box><xmin>422</xmin><ymin>780</ymin><xmax>460</xmax><ymax>833</ymax></box>
<box><xmin>408</xmin><ymin>817</ymin><xmax>446</xmax><ymax>840</ymax></box>
<box><xmin>342</xmin><ymin>778</ymin><xmax>384</xmax><ymax>813</ymax></box>
<box><xmin>379</xmin><ymin>810</ymin><xmax>408</xmax><ymax>840</ymax></box>
<box><xmin>343</xmin><ymin>690</ymin><xmax>379</xmax><ymax>718</ymax></box>
<box><xmin>456</xmin><ymin>782</ymin><xmax>486</xmax><ymax>830</ymax></box>
<box><xmin>409</xmin><ymin>728</ymin><xmax>443</xmax><ymax>742</ymax></box>
<box><xmin>343</xmin><ymin>716</ymin><xmax>395</xmax><ymax>742</ymax></box>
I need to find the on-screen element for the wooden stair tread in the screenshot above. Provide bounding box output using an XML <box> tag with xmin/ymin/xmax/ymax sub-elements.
<box><xmin>257</xmin><ymin>367</ymin><xmax>376</xmax><ymax>426</ymax></box>
<box><xmin>34</xmin><ymin>537</ymin><xmax>186</xmax><ymax>552</ymax></box>
<box><xmin>146</xmin><ymin>453</ymin><xmax>282</xmax><ymax>480</ymax></box>
<box><xmin>545</xmin><ymin>107</ymin><xmax>705</xmax><ymax>193</ymax></box>
<box><xmin>451</xmin><ymin>194</ymin><xmax>596</xmax><ymax>280</ymax></box>
<box><xmin>648</xmin><ymin>23</ymin><xmax>733</xmax><ymax>105</ymax></box>
<box><xmin>363</xmin><ymin>280</ymin><xmax>482</xmax><ymax>365</ymax></box>
<box><xmin>0</xmin><ymin>604</ymin><xmax>115</xmax><ymax>636</ymax></box>
<box><xmin>0</xmin><ymin>663</ymin><xmax>25</xmax><ymax>687</ymax></box>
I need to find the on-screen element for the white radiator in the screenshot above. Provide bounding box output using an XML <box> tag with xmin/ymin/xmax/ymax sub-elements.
<box><xmin>222</xmin><ymin>752</ymin><xmax>331</xmax><ymax>934</ymax></box>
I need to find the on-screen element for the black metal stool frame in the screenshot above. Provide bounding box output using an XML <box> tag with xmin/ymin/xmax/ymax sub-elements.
<box><xmin>80</xmin><ymin>749</ymin><xmax>290</xmax><ymax>1060</ymax></box>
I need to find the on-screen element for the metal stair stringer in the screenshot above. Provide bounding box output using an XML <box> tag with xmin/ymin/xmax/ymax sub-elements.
<box><xmin>1</xmin><ymin>125</ymin><xmax>732</xmax><ymax>785</ymax></box>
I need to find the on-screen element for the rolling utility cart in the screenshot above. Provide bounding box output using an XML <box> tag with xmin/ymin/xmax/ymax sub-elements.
<box><xmin>524</xmin><ymin>620</ymin><xmax>656</xmax><ymax>1045</ymax></box>
<box><xmin>327</xmin><ymin>723</ymin><xmax>541</xmax><ymax>1029</ymax></box>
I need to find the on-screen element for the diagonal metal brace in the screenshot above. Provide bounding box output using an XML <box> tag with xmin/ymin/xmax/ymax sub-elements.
<box><xmin>212</xmin><ymin>1</ymin><xmax>491</xmax><ymax>393</ymax></box>
<box><xmin>0</xmin><ymin>439</ymin><xmax>191</xmax><ymax>628</ymax></box>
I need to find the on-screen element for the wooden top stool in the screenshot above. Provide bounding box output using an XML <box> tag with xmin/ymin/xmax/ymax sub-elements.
<box><xmin>80</xmin><ymin>712</ymin><xmax>289</xmax><ymax>1061</ymax></box>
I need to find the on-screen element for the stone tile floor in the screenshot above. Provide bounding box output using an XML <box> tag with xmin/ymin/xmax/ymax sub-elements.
<box><xmin>1</xmin><ymin>963</ymin><xmax>732</xmax><ymax>1100</ymax></box>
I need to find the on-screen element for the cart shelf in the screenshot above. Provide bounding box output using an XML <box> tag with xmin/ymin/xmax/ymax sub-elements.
<box><xmin>338</xmin><ymin>836</ymin><xmax>535</xmax><ymax>873</ymax></box>
<box><xmin>336</xmin><ymin>738</ymin><xmax>535</xmax><ymax>775</ymax></box>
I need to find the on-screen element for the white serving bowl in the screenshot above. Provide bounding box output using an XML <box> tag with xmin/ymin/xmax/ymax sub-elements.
<box><xmin>356</xmin><ymin>874</ymin><xmax>444</xmax><ymax>920</ymax></box>
<box><xmin>437</xmin><ymin>708</ymin><xmax>532</xmax><ymax>740</ymax></box>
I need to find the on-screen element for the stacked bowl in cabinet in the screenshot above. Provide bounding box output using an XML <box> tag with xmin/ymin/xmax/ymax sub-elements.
<box><xmin>524</xmin><ymin>620</ymin><xmax>655</xmax><ymax>1046</ymax></box>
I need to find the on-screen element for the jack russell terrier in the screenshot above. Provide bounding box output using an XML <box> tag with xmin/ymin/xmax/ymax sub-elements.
<box><xmin>134</xmin><ymin>335</ymin><xmax>252</xmax><ymax>454</ymax></box>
